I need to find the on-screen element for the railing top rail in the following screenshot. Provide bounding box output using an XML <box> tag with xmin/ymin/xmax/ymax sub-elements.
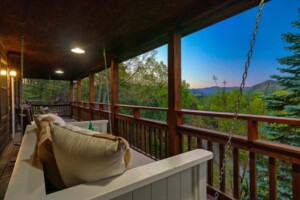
<box><xmin>179</xmin><ymin>109</ymin><xmax>300</xmax><ymax>125</ymax></box>
<box><xmin>115</xmin><ymin>104</ymin><xmax>168</xmax><ymax>111</ymax></box>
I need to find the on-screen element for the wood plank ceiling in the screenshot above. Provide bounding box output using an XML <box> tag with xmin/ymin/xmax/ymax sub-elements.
<box><xmin>0</xmin><ymin>0</ymin><xmax>263</xmax><ymax>80</ymax></box>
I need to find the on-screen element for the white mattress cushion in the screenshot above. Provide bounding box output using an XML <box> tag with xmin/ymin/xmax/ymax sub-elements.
<box><xmin>50</xmin><ymin>123</ymin><xmax>131</xmax><ymax>187</ymax></box>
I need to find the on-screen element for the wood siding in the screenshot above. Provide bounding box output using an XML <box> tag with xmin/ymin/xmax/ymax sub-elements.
<box><xmin>0</xmin><ymin>42</ymin><xmax>9</xmax><ymax>156</ymax></box>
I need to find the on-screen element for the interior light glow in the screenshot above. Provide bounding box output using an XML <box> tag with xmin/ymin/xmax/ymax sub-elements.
<box><xmin>71</xmin><ymin>47</ymin><xmax>85</xmax><ymax>54</ymax></box>
<box><xmin>9</xmin><ymin>70</ymin><xmax>17</xmax><ymax>77</ymax></box>
<box><xmin>0</xmin><ymin>69</ymin><xmax>7</xmax><ymax>76</ymax></box>
<box><xmin>55</xmin><ymin>70</ymin><xmax>64</xmax><ymax>74</ymax></box>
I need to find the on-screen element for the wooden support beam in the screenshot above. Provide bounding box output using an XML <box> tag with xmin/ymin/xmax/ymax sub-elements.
<box><xmin>77</xmin><ymin>79</ymin><xmax>81</xmax><ymax>121</ymax></box>
<box><xmin>69</xmin><ymin>80</ymin><xmax>74</xmax><ymax>102</ymax></box>
<box><xmin>69</xmin><ymin>80</ymin><xmax>74</xmax><ymax>118</ymax></box>
<box><xmin>89</xmin><ymin>73</ymin><xmax>95</xmax><ymax>120</ymax></box>
<box><xmin>167</xmin><ymin>31</ymin><xmax>181</xmax><ymax>156</ymax></box>
<box><xmin>77</xmin><ymin>79</ymin><xmax>81</xmax><ymax>102</ymax></box>
<box><xmin>111</xmin><ymin>59</ymin><xmax>119</xmax><ymax>134</ymax></box>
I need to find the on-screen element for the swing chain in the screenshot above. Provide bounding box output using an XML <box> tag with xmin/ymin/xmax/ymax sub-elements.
<box><xmin>214</xmin><ymin>0</ymin><xmax>265</xmax><ymax>199</ymax></box>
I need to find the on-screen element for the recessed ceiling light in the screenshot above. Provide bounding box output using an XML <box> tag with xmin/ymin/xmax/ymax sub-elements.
<box><xmin>55</xmin><ymin>70</ymin><xmax>64</xmax><ymax>74</ymax></box>
<box><xmin>71</xmin><ymin>47</ymin><xmax>85</xmax><ymax>54</ymax></box>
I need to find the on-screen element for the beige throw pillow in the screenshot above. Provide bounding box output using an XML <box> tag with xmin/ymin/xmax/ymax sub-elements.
<box><xmin>50</xmin><ymin>123</ymin><xmax>131</xmax><ymax>187</ymax></box>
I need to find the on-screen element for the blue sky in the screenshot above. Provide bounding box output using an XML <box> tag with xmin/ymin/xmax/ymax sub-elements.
<box><xmin>156</xmin><ymin>0</ymin><xmax>299</xmax><ymax>88</ymax></box>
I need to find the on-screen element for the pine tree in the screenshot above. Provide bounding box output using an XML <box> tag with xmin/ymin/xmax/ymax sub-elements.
<box><xmin>264</xmin><ymin>8</ymin><xmax>300</xmax><ymax>146</ymax></box>
<box><xmin>260</xmin><ymin>8</ymin><xmax>300</xmax><ymax>199</ymax></box>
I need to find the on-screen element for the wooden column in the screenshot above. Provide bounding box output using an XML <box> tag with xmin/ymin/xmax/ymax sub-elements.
<box><xmin>69</xmin><ymin>80</ymin><xmax>74</xmax><ymax>102</ymax></box>
<box><xmin>248</xmin><ymin>119</ymin><xmax>258</xmax><ymax>200</ymax></box>
<box><xmin>167</xmin><ymin>32</ymin><xmax>182</xmax><ymax>156</ymax></box>
<box><xmin>77</xmin><ymin>79</ymin><xmax>82</xmax><ymax>121</ymax></box>
<box><xmin>89</xmin><ymin>73</ymin><xmax>95</xmax><ymax>120</ymax></box>
<box><xmin>69</xmin><ymin>80</ymin><xmax>74</xmax><ymax>118</ymax></box>
<box><xmin>111</xmin><ymin>59</ymin><xmax>119</xmax><ymax>134</ymax></box>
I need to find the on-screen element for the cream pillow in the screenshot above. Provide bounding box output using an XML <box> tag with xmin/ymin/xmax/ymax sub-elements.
<box><xmin>37</xmin><ymin>113</ymin><xmax>66</xmax><ymax>126</ymax></box>
<box><xmin>50</xmin><ymin>123</ymin><xmax>131</xmax><ymax>187</ymax></box>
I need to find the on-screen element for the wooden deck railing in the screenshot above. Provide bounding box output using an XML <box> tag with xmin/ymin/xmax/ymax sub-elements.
<box><xmin>69</xmin><ymin>102</ymin><xmax>300</xmax><ymax>200</ymax></box>
<box><xmin>31</xmin><ymin>103</ymin><xmax>71</xmax><ymax>117</ymax></box>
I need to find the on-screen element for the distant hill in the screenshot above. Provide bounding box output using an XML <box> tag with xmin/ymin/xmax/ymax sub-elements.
<box><xmin>244</xmin><ymin>80</ymin><xmax>282</xmax><ymax>95</ymax></box>
<box><xmin>190</xmin><ymin>80</ymin><xmax>281</xmax><ymax>97</ymax></box>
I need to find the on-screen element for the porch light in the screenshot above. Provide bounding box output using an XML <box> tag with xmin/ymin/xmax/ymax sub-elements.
<box><xmin>0</xmin><ymin>69</ymin><xmax>7</xmax><ymax>76</ymax></box>
<box><xmin>55</xmin><ymin>70</ymin><xmax>64</xmax><ymax>74</ymax></box>
<box><xmin>9</xmin><ymin>70</ymin><xmax>17</xmax><ymax>77</ymax></box>
<box><xmin>71</xmin><ymin>47</ymin><xmax>85</xmax><ymax>54</ymax></box>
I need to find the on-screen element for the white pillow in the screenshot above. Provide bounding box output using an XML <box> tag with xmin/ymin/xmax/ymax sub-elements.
<box><xmin>49</xmin><ymin>123</ymin><xmax>131</xmax><ymax>187</ymax></box>
<box><xmin>37</xmin><ymin>113</ymin><xmax>66</xmax><ymax>126</ymax></box>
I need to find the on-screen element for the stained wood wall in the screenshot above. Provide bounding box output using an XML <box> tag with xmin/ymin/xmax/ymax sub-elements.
<box><xmin>0</xmin><ymin>42</ymin><xmax>10</xmax><ymax>156</ymax></box>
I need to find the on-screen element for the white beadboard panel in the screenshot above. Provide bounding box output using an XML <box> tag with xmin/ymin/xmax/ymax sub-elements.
<box><xmin>151</xmin><ymin>178</ymin><xmax>167</xmax><ymax>200</ymax></box>
<box><xmin>180</xmin><ymin>168</ymin><xmax>193</xmax><ymax>200</ymax></box>
<box><xmin>167</xmin><ymin>173</ymin><xmax>181</xmax><ymax>200</ymax></box>
<box><xmin>112</xmin><ymin>192</ymin><xmax>133</xmax><ymax>200</ymax></box>
<box><xmin>133</xmin><ymin>185</ymin><xmax>151</xmax><ymax>200</ymax></box>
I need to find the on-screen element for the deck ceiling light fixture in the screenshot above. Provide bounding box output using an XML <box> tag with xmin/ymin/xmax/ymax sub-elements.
<box><xmin>9</xmin><ymin>69</ymin><xmax>17</xmax><ymax>77</ymax></box>
<box><xmin>71</xmin><ymin>47</ymin><xmax>85</xmax><ymax>54</ymax></box>
<box><xmin>0</xmin><ymin>69</ymin><xmax>7</xmax><ymax>76</ymax></box>
<box><xmin>55</xmin><ymin>70</ymin><xmax>64</xmax><ymax>74</ymax></box>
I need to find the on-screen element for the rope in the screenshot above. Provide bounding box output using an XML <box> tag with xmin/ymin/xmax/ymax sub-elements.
<box><xmin>103</xmin><ymin>48</ymin><xmax>113</xmax><ymax>133</ymax></box>
<box><xmin>214</xmin><ymin>0</ymin><xmax>265</xmax><ymax>199</ymax></box>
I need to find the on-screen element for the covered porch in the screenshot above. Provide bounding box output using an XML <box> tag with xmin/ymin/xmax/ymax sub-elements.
<box><xmin>0</xmin><ymin>0</ymin><xmax>300</xmax><ymax>199</ymax></box>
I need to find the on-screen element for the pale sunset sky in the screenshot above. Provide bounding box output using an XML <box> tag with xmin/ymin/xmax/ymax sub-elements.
<box><xmin>156</xmin><ymin>0</ymin><xmax>299</xmax><ymax>88</ymax></box>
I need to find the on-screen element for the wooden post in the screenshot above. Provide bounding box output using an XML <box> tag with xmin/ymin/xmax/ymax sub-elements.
<box><xmin>248</xmin><ymin>119</ymin><xmax>258</xmax><ymax>200</ymax></box>
<box><xmin>77</xmin><ymin>79</ymin><xmax>81</xmax><ymax>121</ymax></box>
<box><xmin>89</xmin><ymin>73</ymin><xmax>95</xmax><ymax>120</ymax></box>
<box><xmin>111</xmin><ymin>59</ymin><xmax>119</xmax><ymax>134</ymax></box>
<box><xmin>69</xmin><ymin>80</ymin><xmax>74</xmax><ymax>118</ymax></box>
<box><xmin>167</xmin><ymin>31</ymin><xmax>182</xmax><ymax>156</ymax></box>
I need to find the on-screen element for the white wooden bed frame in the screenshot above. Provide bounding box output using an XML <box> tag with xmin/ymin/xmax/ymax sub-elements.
<box><xmin>5</xmin><ymin>121</ymin><xmax>213</xmax><ymax>200</ymax></box>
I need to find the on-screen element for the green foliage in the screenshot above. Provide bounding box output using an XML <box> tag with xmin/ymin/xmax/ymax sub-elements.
<box><xmin>23</xmin><ymin>79</ymin><xmax>69</xmax><ymax>103</ymax></box>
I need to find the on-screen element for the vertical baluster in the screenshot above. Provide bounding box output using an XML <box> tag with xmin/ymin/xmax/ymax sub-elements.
<box><xmin>269</xmin><ymin>157</ymin><xmax>277</xmax><ymax>200</ymax></box>
<box><xmin>149</xmin><ymin>127</ymin><xmax>153</xmax><ymax>157</ymax></box>
<box><xmin>233</xmin><ymin>148</ymin><xmax>240</xmax><ymax>199</ymax></box>
<box><xmin>141</xmin><ymin>124</ymin><xmax>145</xmax><ymax>152</ymax></box>
<box><xmin>219</xmin><ymin>144</ymin><xmax>225</xmax><ymax>192</ymax></box>
<box><xmin>207</xmin><ymin>141</ymin><xmax>213</xmax><ymax>186</ymax></box>
<box><xmin>188</xmin><ymin>135</ymin><xmax>192</xmax><ymax>151</ymax></box>
<box><xmin>145</xmin><ymin>126</ymin><xmax>149</xmax><ymax>155</ymax></box>
<box><xmin>155</xmin><ymin>129</ymin><xmax>159</xmax><ymax>159</ymax></box>
<box><xmin>160</xmin><ymin>130</ymin><xmax>163</xmax><ymax>159</ymax></box>
<box><xmin>197</xmin><ymin>138</ymin><xmax>202</xmax><ymax>149</ymax></box>
<box><xmin>292</xmin><ymin>163</ymin><xmax>300</xmax><ymax>200</ymax></box>
<box><xmin>249</xmin><ymin>152</ymin><xmax>257</xmax><ymax>200</ymax></box>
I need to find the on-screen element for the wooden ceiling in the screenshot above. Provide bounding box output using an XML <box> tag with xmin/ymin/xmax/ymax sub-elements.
<box><xmin>0</xmin><ymin>0</ymin><xmax>263</xmax><ymax>80</ymax></box>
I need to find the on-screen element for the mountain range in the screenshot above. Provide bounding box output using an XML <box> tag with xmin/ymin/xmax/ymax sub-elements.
<box><xmin>190</xmin><ymin>80</ymin><xmax>282</xmax><ymax>97</ymax></box>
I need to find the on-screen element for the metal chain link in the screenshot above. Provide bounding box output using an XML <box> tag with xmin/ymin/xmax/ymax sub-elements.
<box><xmin>214</xmin><ymin>0</ymin><xmax>265</xmax><ymax>199</ymax></box>
<box><xmin>103</xmin><ymin>48</ymin><xmax>113</xmax><ymax>133</ymax></box>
